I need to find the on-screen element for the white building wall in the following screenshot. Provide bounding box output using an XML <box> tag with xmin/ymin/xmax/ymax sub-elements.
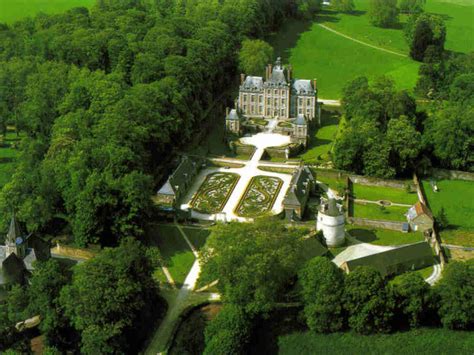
<box><xmin>316</xmin><ymin>213</ymin><xmax>345</xmax><ymax>247</ymax></box>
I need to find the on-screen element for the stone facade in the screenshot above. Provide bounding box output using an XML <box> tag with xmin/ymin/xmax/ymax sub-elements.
<box><xmin>236</xmin><ymin>57</ymin><xmax>317</xmax><ymax>121</ymax></box>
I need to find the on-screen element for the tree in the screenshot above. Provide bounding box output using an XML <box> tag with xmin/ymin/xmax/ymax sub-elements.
<box><xmin>332</xmin><ymin>0</ymin><xmax>355</xmax><ymax>12</ymax></box>
<box><xmin>399</xmin><ymin>0</ymin><xmax>425</xmax><ymax>14</ymax></box>
<box><xmin>299</xmin><ymin>257</ymin><xmax>345</xmax><ymax>332</ymax></box>
<box><xmin>436</xmin><ymin>207</ymin><xmax>449</xmax><ymax>230</ymax></box>
<box><xmin>238</xmin><ymin>39</ymin><xmax>274</xmax><ymax>76</ymax></box>
<box><xmin>60</xmin><ymin>238</ymin><xmax>164</xmax><ymax>354</ymax></box>
<box><xmin>407</xmin><ymin>14</ymin><xmax>446</xmax><ymax>62</ymax></box>
<box><xmin>203</xmin><ymin>304</ymin><xmax>252</xmax><ymax>355</ymax></box>
<box><xmin>343</xmin><ymin>267</ymin><xmax>394</xmax><ymax>334</ymax></box>
<box><xmin>368</xmin><ymin>0</ymin><xmax>399</xmax><ymax>28</ymax></box>
<box><xmin>393</xmin><ymin>272</ymin><xmax>432</xmax><ymax>328</ymax></box>
<box><xmin>435</xmin><ymin>261</ymin><xmax>474</xmax><ymax>330</ymax></box>
<box><xmin>200</xmin><ymin>219</ymin><xmax>309</xmax><ymax>315</ymax></box>
<box><xmin>423</xmin><ymin>103</ymin><xmax>474</xmax><ymax>172</ymax></box>
<box><xmin>26</xmin><ymin>260</ymin><xmax>77</xmax><ymax>350</ymax></box>
<box><xmin>296</xmin><ymin>0</ymin><xmax>323</xmax><ymax>19</ymax></box>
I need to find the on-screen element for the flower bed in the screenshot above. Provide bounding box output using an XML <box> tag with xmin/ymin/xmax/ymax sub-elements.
<box><xmin>235</xmin><ymin>176</ymin><xmax>283</xmax><ymax>217</ymax></box>
<box><xmin>191</xmin><ymin>172</ymin><xmax>240</xmax><ymax>214</ymax></box>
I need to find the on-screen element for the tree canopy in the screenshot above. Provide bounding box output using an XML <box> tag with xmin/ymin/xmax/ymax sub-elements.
<box><xmin>238</xmin><ymin>39</ymin><xmax>274</xmax><ymax>77</ymax></box>
<box><xmin>368</xmin><ymin>0</ymin><xmax>399</xmax><ymax>28</ymax></box>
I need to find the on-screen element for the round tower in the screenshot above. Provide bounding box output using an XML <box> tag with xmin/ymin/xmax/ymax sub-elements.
<box><xmin>316</xmin><ymin>198</ymin><xmax>345</xmax><ymax>247</ymax></box>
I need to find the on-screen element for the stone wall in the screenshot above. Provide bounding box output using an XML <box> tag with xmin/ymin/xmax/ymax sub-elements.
<box><xmin>349</xmin><ymin>174</ymin><xmax>412</xmax><ymax>190</ymax></box>
<box><xmin>347</xmin><ymin>217</ymin><xmax>405</xmax><ymax>231</ymax></box>
<box><xmin>265</xmin><ymin>143</ymin><xmax>301</xmax><ymax>159</ymax></box>
<box><xmin>429</xmin><ymin>168</ymin><xmax>474</xmax><ymax>181</ymax></box>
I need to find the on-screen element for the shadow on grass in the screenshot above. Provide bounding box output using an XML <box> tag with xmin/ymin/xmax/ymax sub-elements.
<box><xmin>267</xmin><ymin>19</ymin><xmax>314</xmax><ymax>63</ymax></box>
<box><xmin>348</xmin><ymin>228</ymin><xmax>377</xmax><ymax>243</ymax></box>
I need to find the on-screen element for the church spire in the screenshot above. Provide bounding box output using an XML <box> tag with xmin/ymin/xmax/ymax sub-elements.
<box><xmin>6</xmin><ymin>212</ymin><xmax>21</xmax><ymax>246</ymax></box>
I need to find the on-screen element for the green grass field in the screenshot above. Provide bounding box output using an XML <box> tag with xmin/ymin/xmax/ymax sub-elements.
<box><xmin>353</xmin><ymin>202</ymin><xmax>408</xmax><ymax>222</ymax></box>
<box><xmin>146</xmin><ymin>224</ymin><xmax>195</xmax><ymax>287</ymax></box>
<box><xmin>279</xmin><ymin>329</ymin><xmax>474</xmax><ymax>354</ymax></box>
<box><xmin>422</xmin><ymin>179</ymin><xmax>474</xmax><ymax>247</ymax></box>
<box><xmin>0</xmin><ymin>0</ymin><xmax>95</xmax><ymax>24</ymax></box>
<box><xmin>353</xmin><ymin>183</ymin><xmax>418</xmax><ymax>205</ymax></box>
<box><xmin>181</xmin><ymin>227</ymin><xmax>210</xmax><ymax>250</ymax></box>
<box><xmin>269</xmin><ymin>0</ymin><xmax>474</xmax><ymax>98</ymax></box>
<box><xmin>347</xmin><ymin>225</ymin><xmax>424</xmax><ymax>246</ymax></box>
<box><xmin>298</xmin><ymin>107</ymin><xmax>341</xmax><ymax>163</ymax></box>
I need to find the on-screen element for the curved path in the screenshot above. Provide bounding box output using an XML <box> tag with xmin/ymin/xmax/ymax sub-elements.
<box><xmin>317</xmin><ymin>24</ymin><xmax>407</xmax><ymax>58</ymax></box>
<box><xmin>425</xmin><ymin>262</ymin><xmax>442</xmax><ymax>285</ymax></box>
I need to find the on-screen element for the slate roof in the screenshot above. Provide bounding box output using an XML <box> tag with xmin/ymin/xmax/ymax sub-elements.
<box><xmin>293</xmin><ymin>79</ymin><xmax>314</xmax><ymax>95</ymax></box>
<box><xmin>227</xmin><ymin>109</ymin><xmax>240</xmax><ymax>121</ymax></box>
<box><xmin>344</xmin><ymin>241</ymin><xmax>433</xmax><ymax>277</ymax></box>
<box><xmin>283</xmin><ymin>167</ymin><xmax>314</xmax><ymax>207</ymax></box>
<box><xmin>157</xmin><ymin>156</ymin><xmax>200</xmax><ymax>197</ymax></box>
<box><xmin>1</xmin><ymin>252</ymin><xmax>27</xmax><ymax>285</ymax></box>
<box><xmin>293</xmin><ymin>114</ymin><xmax>307</xmax><ymax>126</ymax></box>
<box><xmin>407</xmin><ymin>202</ymin><xmax>433</xmax><ymax>221</ymax></box>
<box><xmin>241</xmin><ymin>76</ymin><xmax>264</xmax><ymax>91</ymax></box>
<box><xmin>320</xmin><ymin>198</ymin><xmax>343</xmax><ymax>217</ymax></box>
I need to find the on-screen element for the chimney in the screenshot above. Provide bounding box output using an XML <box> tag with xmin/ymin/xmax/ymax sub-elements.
<box><xmin>240</xmin><ymin>73</ymin><xmax>245</xmax><ymax>85</ymax></box>
<box><xmin>266</xmin><ymin>65</ymin><xmax>270</xmax><ymax>80</ymax></box>
<box><xmin>226</xmin><ymin>107</ymin><xmax>229</xmax><ymax>116</ymax></box>
<box><xmin>269</xmin><ymin>64</ymin><xmax>273</xmax><ymax>76</ymax></box>
<box><xmin>287</xmin><ymin>65</ymin><xmax>292</xmax><ymax>81</ymax></box>
<box><xmin>313</xmin><ymin>78</ymin><xmax>317</xmax><ymax>90</ymax></box>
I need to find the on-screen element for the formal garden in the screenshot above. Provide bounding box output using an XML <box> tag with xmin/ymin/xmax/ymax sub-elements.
<box><xmin>235</xmin><ymin>176</ymin><xmax>283</xmax><ymax>217</ymax></box>
<box><xmin>422</xmin><ymin>179</ymin><xmax>474</xmax><ymax>247</ymax></box>
<box><xmin>191</xmin><ymin>172</ymin><xmax>240</xmax><ymax>214</ymax></box>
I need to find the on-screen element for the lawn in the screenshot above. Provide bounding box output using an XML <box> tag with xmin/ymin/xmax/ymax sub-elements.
<box><xmin>353</xmin><ymin>202</ymin><xmax>408</xmax><ymax>222</ymax></box>
<box><xmin>298</xmin><ymin>107</ymin><xmax>341</xmax><ymax>163</ymax></box>
<box><xmin>279</xmin><ymin>329</ymin><xmax>474</xmax><ymax>355</ymax></box>
<box><xmin>181</xmin><ymin>227</ymin><xmax>210</xmax><ymax>251</ymax></box>
<box><xmin>353</xmin><ymin>183</ymin><xmax>418</xmax><ymax>205</ymax></box>
<box><xmin>0</xmin><ymin>0</ymin><xmax>95</xmax><ymax>24</ymax></box>
<box><xmin>146</xmin><ymin>224</ymin><xmax>195</xmax><ymax>287</ymax></box>
<box><xmin>0</xmin><ymin>130</ymin><xmax>22</xmax><ymax>188</ymax></box>
<box><xmin>269</xmin><ymin>0</ymin><xmax>474</xmax><ymax>98</ymax></box>
<box><xmin>347</xmin><ymin>225</ymin><xmax>424</xmax><ymax>246</ymax></box>
<box><xmin>422</xmin><ymin>179</ymin><xmax>474</xmax><ymax>230</ymax></box>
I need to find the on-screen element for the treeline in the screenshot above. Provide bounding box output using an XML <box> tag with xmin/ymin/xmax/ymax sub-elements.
<box><xmin>198</xmin><ymin>221</ymin><xmax>473</xmax><ymax>354</ymax></box>
<box><xmin>0</xmin><ymin>0</ymin><xmax>314</xmax><ymax>246</ymax></box>
<box><xmin>333</xmin><ymin>58</ymin><xmax>473</xmax><ymax>178</ymax></box>
<box><xmin>0</xmin><ymin>238</ymin><xmax>165</xmax><ymax>353</ymax></box>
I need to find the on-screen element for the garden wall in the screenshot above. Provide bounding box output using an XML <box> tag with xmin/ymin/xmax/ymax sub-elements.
<box><xmin>347</xmin><ymin>217</ymin><xmax>405</xmax><ymax>231</ymax></box>
<box><xmin>265</xmin><ymin>143</ymin><xmax>301</xmax><ymax>159</ymax></box>
<box><xmin>349</xmin><ymin>174</ymin><xmax>411</xmax><ymax>189</ymax></box>
<box><xmin>231</xmin><ymin>141</ymin><xmax>256</xmax><ymax>157</ymax></box>
<box><xmin>429</xmin><ymin>168</ymin><xmax>474</xmax><ymax>182</ymax></box>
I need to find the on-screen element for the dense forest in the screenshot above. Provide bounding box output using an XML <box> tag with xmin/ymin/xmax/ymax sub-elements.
<box><xmin>0</xmin><ymin>0</ymin><xmax>324</xmax><ymax>246</ymax></box>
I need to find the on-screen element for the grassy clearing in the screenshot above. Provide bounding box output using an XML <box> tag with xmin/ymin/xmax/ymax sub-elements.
<box><xmin>0</xmin><ymin>0</ymin><xmax>95</xmax><ymax>24</ymax></box>
<box><xmin>353</xmin><ymin>202</ymin><xmax>408</xmax><ymax>222</ymax></box>
<box><xmin>298</xmin><ymin>107</ymin><xmax>341</xmax><ymax>163</ymax></box>
<box><xmin>269</xmin><ymin>0</ymin><xmax>473</xmax><ymax>98</ymax></box>
<box><xmin>279</xmin><ymin>328</ymin><xmax>474</xmax><ymax>354</ymax></box>
<box><xmin>347</xmin><ymin>225</ymin><xmax>424</xmax><ymax>246</ymax></box>
<box><xmin>146</xmin><ymin>224</ymin><xmax>195</xmax><ymax>287</ymax></box>
<box><xmin>353</xmin><ymin>183</ymin><xmax>418</xmax><ymax>205</ymax></box>
<box><xmin>422</xmin><ymin>179</ymin><xmax>474</xmax><ymax>247</ymax></box>
<box><xmin>422</xmin><ymin>179</ymin><xmax>474</xmax><ymax>230</ymax></box>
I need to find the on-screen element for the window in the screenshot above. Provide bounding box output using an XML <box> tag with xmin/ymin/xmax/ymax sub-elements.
<box><xmin>259</xmin><ymin>96</ymin><xmax>263</xmax><ymax>103</ymax></box>
<box><xmin>282</xmin><ymin>99</ymin><xmax>285</xmax><ymax>105</ymax></box>
<box><xmin>243</xmin><ymin>94</ymin><xmax>247</xmax><ymax>102</ymax></box>
<box><xmin>307</xmin><ymin>99</ymin><xmax>311</xmax><ymax>106</ymax></box>
<box><xmin>267</xmin><ymin>98</ymin><xmax>271</xmax><ymax>105</ymax></box>
<box><xmin>281</xmin><ymin>109</ymin><xmax>285</xmax><ymax>116</ymax></box>
<box><xmin>298</xmin><ymin>98</ymin><xmax>303</xmax><ymax>105</ymax></box>
<box><xmin>298</xmin><ymin>108</ymin><xmax>302</xmax><ymax>114</ymax></box>
<box><xmin>274</xmin><ymin>89</ymin><xmax>278</xmax><ymax>95</ymax></box>
<box><xmin>251</xmin><ymin>95</ymin><xmax>255</xmax><ymax>103</ymax></box>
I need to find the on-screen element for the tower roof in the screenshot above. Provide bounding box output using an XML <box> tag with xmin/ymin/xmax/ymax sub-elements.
<box><xmin>6</xmin><ymin>214</ymin><xmax>21</xmax><ymax>245</ymax></box>
<box><xmin>227</xmin><ymin>109</ymin><xmax>240</xmax><ymax>121</ymax></box>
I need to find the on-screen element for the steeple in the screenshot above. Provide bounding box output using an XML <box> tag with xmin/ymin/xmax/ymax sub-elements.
<box><xmin>5</xmin><ymin>213</ymin><xmax>25</xmax><ymax>258</ymax></box>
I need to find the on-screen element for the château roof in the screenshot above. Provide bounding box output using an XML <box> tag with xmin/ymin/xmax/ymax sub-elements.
<box><xmin>283</xmin><ymin>167</ymin><xmax>314</xmax><ymax>207</ymax></box>
<box><xmin>293</xmin><ymin>114</ymin><xmax>307</xmax><ymax>126</ymax></box>
<box><xmin>241</xmin><ymin>76</ymin><xmax>264</xmax><ymax>91</ymax></box>
<box><xmin>293</xmin><ymin>79</ymin><xmax>314</xmax><ymax>95</ymax></box>
<box><xmin>227</xmin><ymin>109</ymin><xmax>240</xmax><ymax>121</ymax></box>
